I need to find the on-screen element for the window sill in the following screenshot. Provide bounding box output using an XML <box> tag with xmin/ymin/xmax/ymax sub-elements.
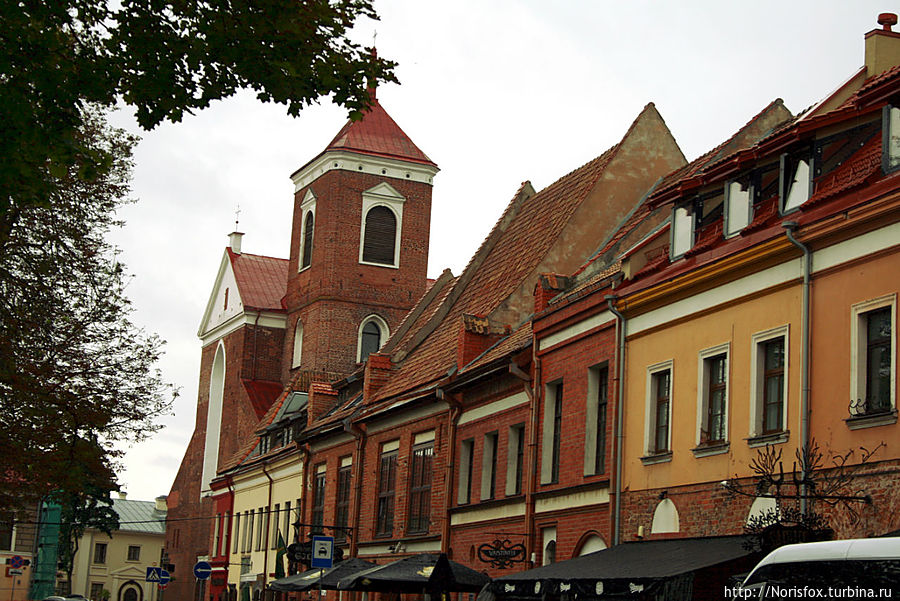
<box><xmin>640</xmin><ymin>451</ymin><xmax>672</xmax><ymax>466</ymax></box>
<box><xmin>359</xmin><ymin>260</ymin><xmax>400</xmax><ymax>270</ymax></box>
<box><xmin>845</xmin><ymin>410</ymin><xmax>897</xmax><ymax>430</ymax></box>
<box><xmin>747</xmin><ymin>430</ymin><xmax>790</xmax><ymax>448</ymax></box>
<box><xmin>691</xmin><ymin>441</ymin><xmax>730</xmax><ymax>458</ymax></box>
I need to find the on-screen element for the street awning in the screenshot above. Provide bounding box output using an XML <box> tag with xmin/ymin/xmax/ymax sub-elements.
<box><xmin>482</xmin><ymin>535</ymin><xmax>758</xmax><ymax>600</ymax></box>
<box><xmin>269</xmin><ymin>557</ymin><xmax>377</xmax><ymax>592</ymax></box>
<box><xmin>337</xmin><ymin>552</ymin><xmax>491</xmax><ymax>593</ymax></box>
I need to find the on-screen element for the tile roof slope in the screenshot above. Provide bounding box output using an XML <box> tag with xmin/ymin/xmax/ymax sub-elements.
<box><xmin>242</xmin><ymin>379</ymin><xmax>285</xmax><ymax>420</ymax></box>
<box><xmin>217</xmin><ymin>385</ymin><xmax>292</xmax><ymax>473</ymax></box>
<box><xmin>368</xmin><ymin>147</ymin><xmax>621</xmax><ymax>405</ymax></box>
<box><xmin>111</xmin><ymin>498</ymin><xmax>165</xmax><ymax>535</ymax></box>
<box><xmin>228</xmin><ymin>249</ymin><xmax>289</xmax><ymax>311</ymax></box>
<box><xmin>326</xmin><ymin>99</ymin><xmax>436</xmax><ymax>167</ymax></box>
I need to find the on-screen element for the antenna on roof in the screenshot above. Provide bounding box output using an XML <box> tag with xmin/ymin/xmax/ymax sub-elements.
<box><xmin>234</xmin><ymin>204</ymin><xmax>241</xmax><ymax>230</ymax></box>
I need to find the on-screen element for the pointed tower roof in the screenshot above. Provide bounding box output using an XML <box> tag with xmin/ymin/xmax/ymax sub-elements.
<box><xmin>325</xmin><ymin>99</ymin><xmax>436</xmax><ymax>167</ymax></box>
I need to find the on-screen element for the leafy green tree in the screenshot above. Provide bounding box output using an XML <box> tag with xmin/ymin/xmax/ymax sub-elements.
<box><xmin>0</xmin><ymin>109</ymin><xmax>174</xmax><ymax>508</ymax></box>
<box><xmin>0</xmin><ymin>0</ymin><xmax>395</xmax><ymax>244</ymax></box>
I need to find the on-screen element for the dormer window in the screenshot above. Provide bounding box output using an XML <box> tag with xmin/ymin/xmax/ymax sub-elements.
<box><xmin>671</xmin><ymin>202</ymin><xmax>694</xmax><ymax>259</ymax></box>
<box><xmin>884</xmin><ymin>105</ymin><xmax>900</xmax><ymax>173</ymax></box>
<box><xmin>780</xmin><ymin>151</ymin><xmax>813</xmax><ymax>213</ymax></box>
<box><xmin>724</xmin><ymin>178</ymin><xmax>752</xmax><ymax>237</ymax></box>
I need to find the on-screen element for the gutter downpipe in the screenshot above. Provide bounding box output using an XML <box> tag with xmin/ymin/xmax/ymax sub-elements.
<box><xmin>524</xmin><ymin>346</ymin><xmax>541</xmax><ymax>566</ymax></box>
<box><xmin>343</xmin><ymin>419</ymin><xmax>367</xmax><ymax>558</ymax></box>
<box><xmin>605</xmin><ymin>295</ymin><xmax>626</xmax><ymax>546</ymax></box>
<box><xmin>783</xmin><ymin>221</ymin><xmax>811</xmax><ymax>516</ymax></box>
<box><xmin>262</xmin><ymin>463</ymin><xmax>274</xmax><ymax>585</ymax></box>
<box><xmin>438</xmin><ymin>387</ymin><xmax>463</xmax><ymax>553</ymax></box>
<box><xmin>299</xmin><ymin>443</ymin><xmax>311</xmax><ymax>544</ymax></box>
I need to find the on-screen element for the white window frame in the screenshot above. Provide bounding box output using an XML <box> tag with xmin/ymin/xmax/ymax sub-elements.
<box><xmin>540</xmin><ymin>380</ymin><xmax>563</xmax><ymax>484</ymax></box>
<box><xmin>749</xmin><ymin>325</ymin><xmax>790</xmax><ymax>442</ymax></box>
<box><xmin>480</xmin><ymin>431</ymin><xmax>499</xmax><ymax>501</ymax></box>
<box><xmin>643</xmin><ymin>360</ymin><xmax>674</xmax><ymax>460</ymax></box>
<box><xmin>724</xmin><ymin>179</ymin><xmax>752</xmax><ymax>237</ymax></box>
<box><xmin>695</xmin><ymin>344</ymin><xmax>731</xmax><ymax>450</ymax></box>
<box><xmin>298</xmin><ymin>189</ymin><xmax>316</xmax><ymax>272</ymax></box>
<box><xmin>505</xmin><ymin>423</ymin><xmax>526</xmax><ymax>497</ymax></box>
<box><xmin>292</xmin><ymin>320</ymin><xmax>303</xmax><ymax>368</ymax></box>
<box><xmin>780</xmin><ymin>153</ymin><xmax>813</xmax><ymax>214</ymax></box>
<box><xmin>357</xmin><ymin>314</ymin><xmax>389</xmax><ymax>362</ymax></box>
<box><xmin>583</xmin><ymin>363</ymin><xmax>609</xmax><ymax>476</ymax></box>
<box><xmin>670</xmin><ymin>203</ymin><xmax>694</xmax><ymax>259</ymax></box>
<box><xmin>850</xmin><ymin>294</ymin><xmax>896</xmax><ymax>418</ymax></box>
<box><xmin>883</xmin><ymin>105</ymin><xmax>900</xmax><ymax>174</ymax></box>
<box><xmin>359</xmin><ymin>182</ymin><xmax>405</xmax><ymax>268</ymax></box>
<box><xmin>458</xmin><ymin>438</ymin><xmax>475</xmax><ymax>505</ymax></box>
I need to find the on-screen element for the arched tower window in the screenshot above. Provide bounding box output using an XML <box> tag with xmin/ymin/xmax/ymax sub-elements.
<box><xmin>292</xmin><ymin>320</ymin><xmax>303</xmax><ymax>368</ymax></box>
<box><xmin>301</xmin><ymin>211</ymin><xmax>314</xmax><ymax>269</ymax></box>
<box><xmin>361</xmin><ymin>206</ymin><xmax>397</xmax><ymax>265</ymax></box>
<box><xmin>201</xmin><ymin>342</ymin><xmax>226</xmax><ymax>495</ymax></box>
<box><xmin>357</xmin><ymin>315</ymin><xmax>389</xmax><ymax>362</ymax></box>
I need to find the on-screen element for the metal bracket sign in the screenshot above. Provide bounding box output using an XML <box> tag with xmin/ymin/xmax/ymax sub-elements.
<box><xmin>477</xmin><ymin>539</ymin><xmax>527</xmax><ymax>569</ymax></box>
<box><xmin>310</xmin><ymin>535</ymin><xmax>334</xmax><ymax>569</ymax></box>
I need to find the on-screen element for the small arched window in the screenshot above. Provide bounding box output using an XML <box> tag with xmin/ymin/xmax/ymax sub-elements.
<box><xmin>362</xmin><ymin>206</ymin><xmax>397</xmax><ymax>265</ymax></box>
<box><xmin>292</xmin><ymin>321</ymin><xmax>303</xmax><ymax>368</ymax></box>
<box><xmin>358</xmin><ymin>316</ymin><xmax>388</xmax><ymax>362</ymax></box>
<box><xmin>300</xmin><ymin>211</ymin><xmax>314</xmax><ymax>269</ymax></box>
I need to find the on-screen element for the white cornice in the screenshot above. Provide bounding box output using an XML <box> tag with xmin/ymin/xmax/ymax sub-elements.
<box><xmin>200</xmin><ymin>311</ymin><xmax>287</xmax><ymax>347</ymax></box>
<box><xmin>291</xmin><ymin>150</ymin><xmax>439</xmax><ymax>192</ymax></box>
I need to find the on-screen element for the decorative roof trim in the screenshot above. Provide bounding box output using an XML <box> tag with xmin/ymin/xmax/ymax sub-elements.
<box><xmin>291</xmin><ymin>149</ymin><xmax>439</xmax><ymax>192</ymax></box>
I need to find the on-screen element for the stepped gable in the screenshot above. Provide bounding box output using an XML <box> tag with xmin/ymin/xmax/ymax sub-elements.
<box><xmin>363</xmin><ymin>145</ymin><xmax>623</xmax><ymax>408</ymax></box>
<box><xmin>227</xmin><ymin>249</ymin><xmax>288</xmax><ymax>311</ymax></box>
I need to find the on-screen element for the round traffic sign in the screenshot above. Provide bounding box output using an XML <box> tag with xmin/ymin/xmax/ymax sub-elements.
<box><xmin>8</xmin><ymin>556</ymin><xmax>24</xmax><ymax>569</ymax></box>
<box><xmin>193</xmin><ymin>561</ymin><xmax>212</xmax><ymax>580</ymax></box>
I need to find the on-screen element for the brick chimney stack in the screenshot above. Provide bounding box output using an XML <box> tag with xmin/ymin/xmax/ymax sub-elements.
<box><xmin>363</xmin><ymin>353</ymin><xmax>393</xmax><ymax>400</ymax></box>
<box><xmin>307</xmin><ymin>382</ymin><xmax>338</xmax><ymax>426</ymax></box>
<box><xmin>865</xmin><ymin>12</ymin><xmax>900</xmax><ymax>76</ymax></box>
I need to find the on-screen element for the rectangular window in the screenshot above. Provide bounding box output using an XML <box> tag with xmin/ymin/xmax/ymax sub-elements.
<box><xmin>762</xmin><ymin>338</ymin><xmax>785</xmax><ymax>433</ymax></box>
<box><xmin>506</xmin><ymin>424</ymin><xmax>525</xmax><ymax>496</ymax></box>
<box><xmin>244</xmin><ymin>510</ymin><xmax>254</xmax><ymax>553</ymax></box>
<box><xmin>375</xmin><ymin>446</ymin><xmax>398</xmax><ymax>537</ymax></box>
<box><xmin>271</xmin><ymin>504</ymin><xmax>280</xmax><ymax>550</ymax></box>
<box><xmin>724</xmin><ymin>178</ymin><xmax>752</xmax><ymax>236</ymax></box>
<box><xmin>480</xmin><ymin>432</ymin><xmax>498</xmax><ymax>501</ymax></box>
<box><xmin>698</xmin><ymin>349</ymin><xmax>729</xmax><ymax>445</ymax></box>
<box><xmin>551</xmin><ymin>383</ymin><xmax>563</xmax><ymax>482</ymax></box>
<box><xmin>851</xmin><ymin>296</ymin><xmax>896</xmax><ymax>418</ymax></box>
<box><xmin>93</xmin><ymin>542</ymin><xmax>107</xmax><ymax>564</ymax></box>
<box><xmin>541</xmin><ymin>382</ymin><xmax>564</xmax><ymax>484</ymax></box>
<box><xmin>213</xmin><ymin>513</ymin><xmax>221</xmax><ymax>557</ymax></box>
<box><xmin>311</xmin><ymin>466</ymin><xmax>326</xmax><ymax>535</ymax></box>
<box><xmin>671</xmin><ymin>202</ymin><xmax>694</xmax><ymax>258</ymax></box>
<box><xmin>335</xmin><ymin>461</ymin><xmax>352</xmax><ymax>542</ymax></box>
<box><xmin>127</xmin><ymin>545</ymin><xmax>141</xmax><ymax>561</ymax></box>
<box><xmin>90</xmin><ymin>583</ymin><xmax>104</xmax><ymax>600</ymax></box>
<box><xmin>458</xmin><ymin>438</ymin><xmax>474</xmax><ymax>504</ymax></box>
<box><xmin>232</xmin><ymin>512</ymin><xmax>241</xmax><ymax>554</ymax></box>
<box><xmin>653</xmin><ymin>370</ymin><xmax>671</xmax><ymax>452</ymax></box>
<box><xmin>282</xmin><ymin>502</ymin><xmax>291</xmax><ymax>545</ymax></box>
<box><xmin>780</xmin><ymin>152</ymin><xmax>813</xmax><ymax>213</ymax></box>
<box><xmin>582</xmin><ymin>366</ymin><xmax>609</xmax><ymax>475</ymax></box>
<box><xmin>0</xmin><ymin>513</ymin><xmax>13</xmax><ymax>551</ymax></box>
<box><xmin>407</xmin><ymin>443</ymin><xmax>433</xmax><ymax>533</ymax></box>
<box><xmin>884</xmin><ymin>105</ymin><xmax>900</xmax><ymax>173</ymax></box>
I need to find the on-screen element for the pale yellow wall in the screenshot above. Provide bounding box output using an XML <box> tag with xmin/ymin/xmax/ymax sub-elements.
<box><xmin>623</xmin><ymin>282</ymin><xmax>802</xmax><ymax>493</ymax></box>
<box><xmin>73</xmin><ymin>528</ymin><xmax>165</xmax><ymax>601</ymax></box>
<box><xmin>227</xmin><ymin>455</ymin><xmax>303</xmax><ymax>592</ymax></box>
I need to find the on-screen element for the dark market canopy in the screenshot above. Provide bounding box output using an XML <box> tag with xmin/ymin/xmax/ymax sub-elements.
<box><xmin>337</xmin><ymin>552</ymin><xmax>490</xmax><ymax>593</ymax></box>
<box><xmin>269</xmin><ymin>557</ymin><xmax>377</xmax><ymax>592</ymax></box>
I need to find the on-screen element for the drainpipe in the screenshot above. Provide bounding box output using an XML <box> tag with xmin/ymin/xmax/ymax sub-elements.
<box><xmin>262</xmin><ymin>463</ymin><xmax>274</xmax><ymax>585</ymax></box>
<box><xmin>299</xmin><ymin>443</ymin><xmax>311</xmax><ymax>543</ymax></box>
<box><xmin>524</xmin><ymin>348</ymin><xmax>541</xmax><ymax>566</ymax></box>
<box><xmin>438</xmin><ymin>387</ymin><xmax>463</xmax><ymax>553</ymax></box>
<box><xmin>782</xmin><ymin>221</ymin><xmax>811</xmax><ymax>516</ymax></box>
<box><xmin>342</xmin><ymin>421</ymin><xmax>367</xmax><ymax>558</ymax></box>
<box><xmin>605</xmin><ymin>295</ymin><xmax>626</xmax><ymax>546</ymax></box>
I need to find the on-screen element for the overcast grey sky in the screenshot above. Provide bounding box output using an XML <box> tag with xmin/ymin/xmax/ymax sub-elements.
<box><xmin>107</xmin><ymin>1</ymin><xmax>891</xmax><ymax>501</ymax></box>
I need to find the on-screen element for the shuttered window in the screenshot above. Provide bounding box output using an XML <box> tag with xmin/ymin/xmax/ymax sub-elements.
<box><xmin>301</xmin><ymin>212</ymin><xmax>314</xmax><ymax>269</ymax></box>
<box><xmin>362</xmin><ymin>206</ymin><xmax>397</xmax><ymax>265</ymax></box>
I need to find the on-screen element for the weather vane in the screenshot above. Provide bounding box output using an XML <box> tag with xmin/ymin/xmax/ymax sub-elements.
<box><xmin>234</xmin><ymin>204</ymin><xmax>241</xmax><ymax>230</ymax></box>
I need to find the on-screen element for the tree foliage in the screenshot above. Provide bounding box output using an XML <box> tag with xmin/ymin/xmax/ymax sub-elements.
<box><xmin>53</xmin><ymin>482</ymin><xmax>120</xmax><ymax>593</ymax></box>
<box><xmin>0</xmin><ymin>0</ymin><xmax>396</xmax><ymax>237</ymax></box>
<box><xmin>0</xmin><ymin>109</ymin><xmax>175</xmax><ymax>508</ymax></box>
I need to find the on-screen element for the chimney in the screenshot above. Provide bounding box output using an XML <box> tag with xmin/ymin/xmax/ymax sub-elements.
<box><xmin>117</xmin><ymin>491</ymin><xmax>127</xmax><ymax>500</ymax></box>
<box><xmin>363</xmin><ymin>353</ymin><xmax>393</xmax><ymax>400</ymax></box>
<box><xmin>229</xmin><ymin>231</ymin><xmax>244</xmax><ymax>255</ymax></box>
<box><xmin>155</xmin><ymin>495</ymin><xmax>168</xmax><ymax>512</ymax></box>
<box><xmin>307</xmin><ymin>382</ymin><xmax>339</xmax><ymax>427</ymax></box>
<box><xmin>865</xmin><ymin>13</ymin><xmax>900</xmax><ymax>76</ymax></box>
<box><xmin>456</xmin><ymin>314</ymin><xmax>510</xmax><ymax>370</ymax></box>
<box><xmin>533</xmin><ymin>273</ymin><xmax>570</xmax><ymax>313</ymax></box>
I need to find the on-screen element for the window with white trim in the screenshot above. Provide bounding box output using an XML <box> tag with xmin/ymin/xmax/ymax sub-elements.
<box><xmin>292</xmin><ymin>320</ymin><xmax>303</xmax><ymax>368</ymax></box>
<box><xmin>458</xmin><ymin>438</ymin><xmax>474</xmax><ymax>505</ymax></box>
<box><xmin>750</xmin><ymin>326</ymin><xmax>790</xmax><ymax>439</ymax></box>
<box><xmin>359</xmin><ymin>183</ymin><xmax>405</xmax><ymax>267</ymax></box>
<box><xmin>357</xmin><ymin>315</ymin><xmax>388</xmax><ymax>362</ymax></box>
<box><xmin>671</xmin><ymin>202</ymin><xmax>694</xmax><ymax>259</ymax></box>
<box><xmin>724</xmin><ymin>178</ymin><xmax>752</xmax><ymax>237</ymax></box>
<box><xmin>780</xmin><ymin>151</ymin><xmax>813</xmax><ymax>213</ymax></box>
<box><xmin>298</xmin><ymin>189</ymin><xmax>316</xmax><ymax>271</ymax></box>
<box><xmin>643</xmin><ymin>360</ymin><xmax>673</xmax><ymax>460</ymax></box>
<box><xmin>883</xmin><ymin>105</ymin><xmax>900</xmax><ymax>173</ymax></box>
<box><xmin>697</xmin><ymin>345</ymin><xmax>730</xmax><ymax>447</ymax></box>
<box><xmin>850</xmin><ymin>295</ymin><xmax>896</xmax><ymax>417</ymax></box>
<box><xmin>584</xmin><ymin>364</ymin><xmax>609</xmax><ymax>476</ymax></box>
<box><xmin>480</xmin><ymin>431</ymin><xmax>498</xmax><ymax>501</ymax></box>
<box><xmin>540</xmin><ymin>381</ymin><xmax>563</xmax><ymax>484</ymax></box>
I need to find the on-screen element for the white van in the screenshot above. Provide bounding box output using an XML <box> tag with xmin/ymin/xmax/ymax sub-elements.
<box><xmin>740</xmin><ymin>537</ymin><xmax>900</xmax><ymax>598</ymax></box>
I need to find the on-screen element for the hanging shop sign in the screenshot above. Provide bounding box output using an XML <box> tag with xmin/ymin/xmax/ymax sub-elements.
<box><xmin>477</xmin><ymin>539</ymin><xmax>527</xmax><ymax>569</ymax></box>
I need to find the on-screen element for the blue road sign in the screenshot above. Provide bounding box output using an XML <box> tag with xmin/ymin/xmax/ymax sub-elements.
<box><xmin>194</xmin><ymin>561</ymin><xmax>212</xmax><ymax>580</ymax></box>
<box><xmin>146</xmin><ymin>567</ymin><xmax>162</xmax><ymax>582</ymax></box>
<box><xmin>310</xmin><ymin>535</ymin><xmax>334</xmax><ymax>569</ymax></box>
<box><xmin>159</xmin><ymin>569</ymin><xmax>171</xmax><ymax>586</ymax></box>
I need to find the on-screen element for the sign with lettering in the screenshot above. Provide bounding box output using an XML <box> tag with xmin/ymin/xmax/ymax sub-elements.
<box><xmin>477</xmin><ymin>539</ymin><xmax>527</xmax><ymax>569</ymax></box>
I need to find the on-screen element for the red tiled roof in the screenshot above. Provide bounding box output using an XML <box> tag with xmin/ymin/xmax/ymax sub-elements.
<box><xmin>217</xmin><ymin>385</ymin><xmax>291</xmax><ymax>473</ymax></box>
<box><xmin>242</xmin><ymin>379</ymin><xmax>284</xmax><ymax>420</ymax></box>
<box><xmin>462</xmin><ymin>321</ymin><xmax>533</xmax><ymax>373</ymax></box>
<box><xmin>807</xmin><ymin>133</ymin><xmax>883</xmax><ymax>206</ymax></box>
<box><xmin>228</xmin><ymin>250</ymin><xmax>288</xmax><ymax>312</ymax></box>
<box><xmin>325</xmin><ymin>99</ymin><xmax>436</xmax><ymax>167</ymax></box>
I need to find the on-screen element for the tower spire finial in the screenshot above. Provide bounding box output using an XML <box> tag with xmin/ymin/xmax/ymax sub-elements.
<box><xmin>367</xmin><ymin>43</ymin><xmax>378</xmax><ymax>103</ymax></box>
<box><xmin>234</xmin><ymin>204</ymin><xmax>241</xmax><ymax>230</ymax></box>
